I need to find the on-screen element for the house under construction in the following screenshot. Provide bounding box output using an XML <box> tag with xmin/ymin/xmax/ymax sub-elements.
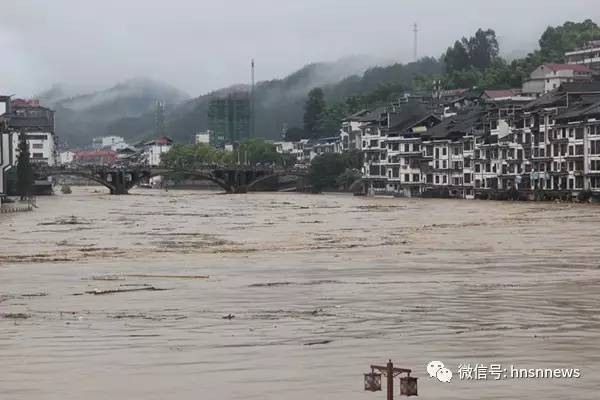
<box><xmin>207</xmin><ymin>92</ymin><xmax>251</xmax><ymax>146</ymax></box>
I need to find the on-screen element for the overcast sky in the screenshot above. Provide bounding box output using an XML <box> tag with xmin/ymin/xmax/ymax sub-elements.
<box><xmin>2</xmin><ymin>0</ymin><xmax>599</xmax><ymax>98</ymax></box>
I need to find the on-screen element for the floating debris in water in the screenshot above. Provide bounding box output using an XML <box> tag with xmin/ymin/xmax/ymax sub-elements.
<box><xmin>304</xmin><ymin>340</ymin><xmax>332</xmax><ymax>346</ymax></box>
<box><xmin>81</xmin><ymin>287</ymin><xmax>168</xmax><ymax>295</ymax></box>
<box><xmin>2</xmin><ymin>313</ymin><xmax>30</xmax><ymax>319</ymax></box>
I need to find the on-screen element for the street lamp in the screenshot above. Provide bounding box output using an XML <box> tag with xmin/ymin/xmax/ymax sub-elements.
<box><xmin>364</xmin><ymin>360</ymin><xmax>418</xmax><ymax>399</ymax></box>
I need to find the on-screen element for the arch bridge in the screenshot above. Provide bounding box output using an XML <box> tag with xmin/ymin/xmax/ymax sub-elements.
<box><xmin>37</xmin><ymin>166</ymin><xmax>308</xmax><ymax>195</ymax></box>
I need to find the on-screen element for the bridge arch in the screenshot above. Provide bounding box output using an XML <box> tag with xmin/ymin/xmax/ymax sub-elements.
<box><xmin>147</xmin><ymin>169</ymin><xmax>234</xmax><ymax>193</ymax></box>
<box><xmin>246</xmin><ymin>171</ymin><xmax>307</xmax><ymax>191</ymax></box>
<box><xmin>348</xmin><ymin>178</ymin><xmax>364</xmax><ymax>193</ymax></box>
<box><xmin>40</xmin><ymin>170</ymin><xmax>117</xmax><ymax>193</ymax></box>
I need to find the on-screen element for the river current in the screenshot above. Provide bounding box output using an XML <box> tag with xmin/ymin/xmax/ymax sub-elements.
<box><xmin>1</xmin><ymin>188</ymin><xmax>599</xmax><ymax>399</ymax></box>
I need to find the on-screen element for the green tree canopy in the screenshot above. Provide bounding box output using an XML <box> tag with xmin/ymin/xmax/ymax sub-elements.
<box><xmin>538</xmin><ymin>19</ymin><xmax>600</xmax><ymax>62</ymax></box>
<box><xmin>308</xmin><ymin>151</ymin><xmax>363</xmax><ymax>191</ymax></box>
<box><xmin>160</xmin><ymin>143</ymin><xmax>232</xmax><ymax>169</ymax></box>
<box><xmin>303</xmin><ymin>88</ymin><xmax>326</xmax><ymax>137</ymax></box>
<box><xmin>285</xmin><ymin>126</ymin><xmax>308</xmax><ymax>141</ymax></box>
<box><xmin>444</xmin><ymin>29</ymin><xmax>499</xmax><ymax>73</ymax></box>
<box><xmin>234</xmin><ymin>138</ymin><xmax>282</xmax><ymax>166</ymax></box>
<box><xmin>16</xmin><ymin>132</ymin><xmax>34</xmax><ymax>199</ymax></box>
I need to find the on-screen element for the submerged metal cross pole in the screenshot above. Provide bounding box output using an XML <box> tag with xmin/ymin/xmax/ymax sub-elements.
<box><xmin>369</xmin><ymin>360</ymin><xmax>413</xmax><ymax>400</ymax></box>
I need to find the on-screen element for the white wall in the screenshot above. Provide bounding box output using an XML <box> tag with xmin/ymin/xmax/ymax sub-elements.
<box><xmin>1</xmin><ymin>132</ymin><xmax>14</xmax><ymax>196</ymax></box>
<box><xmin>145</xmin><ymin>144</ymin><xmax>171</xmax><ymax>166</ymax></box>
<box><xmin>11</xmin><ymin>131</ymin><xmax>56</xmax><ymax>166</ymax></box>
<box><xmin>196</xmin><ymin>133</ymin><xmax>210</xmax><ymax>144</ymax></box>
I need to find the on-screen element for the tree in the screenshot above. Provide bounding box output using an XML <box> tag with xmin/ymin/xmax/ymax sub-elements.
<box><xmin>16</xmin><ymin>132</ymin><xmax>34</xmax><ymax>200</ymax></box>
<box><xmin>160</xmin><ymin>143</ymin><xmax>232</xmax><ymax>170</ymax></box>
<box><xmin>318</xmin><ymin>102</ymin><xmax>347</xmax><ymax>138</ymax></box>
<box><xmin>539</xmin><ymin>20</ymin><xmax>600</xmax><ymax>62</ymax></box>
<box><xmin>308</xmin><ymin>150</ymin><xmax>363</xmax><ymax>191</ymax></box>
<box><xmin>335</xmin><ymin>168</ymin><xmax>362</xmax><ymax>191</ymax></box>
<box><xmin>285</xmin><ymin>126</ymin><xmax>308</xmax><ymax>142</ymax></box>
<box><xmin>234</xmin><ymin>138</ymin><xmax>282</xmax><ymax>166</ymax></box>
<box><xmin>308</xmin><ymin>153</ymin><xmax>348</xmax><ymax>191</ymax></box>
<box><xmin>303</xmin><ymin>88</ymin><xmax>326</xmax><ymax>137</ymax></box>
<box><xmin>444</xmin><ymin>40</ymin><xmax>471</xmax><ymax>73</ymax></box>
<box><xmin>467</xmin><ymin>29</ymin><xmax>499</xmax><ymax>70</ymax></box>
<box><xmin>444</xmin><ymin>29</ymin><xmax>499</xmax><ymax>73</ymax></box>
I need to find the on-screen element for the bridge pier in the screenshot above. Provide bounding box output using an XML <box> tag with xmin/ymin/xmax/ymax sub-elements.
<box><xmin>106</xmin><ymin>171</ymin><xmax>133</xmax><ymax>195</ymax></box>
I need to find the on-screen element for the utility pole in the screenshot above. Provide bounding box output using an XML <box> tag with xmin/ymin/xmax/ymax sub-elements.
<box><xmin>413</xmin><ymin>23</ymin><xmax>419</xmax><ymax>62</ymax></box>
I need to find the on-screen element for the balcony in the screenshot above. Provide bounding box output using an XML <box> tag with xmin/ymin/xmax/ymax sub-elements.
<box><xmin>566</xmin><ymin>154</ymin><xmax>585</xmax><ymax>160</ymax></box>
<box><xmin>397</xmin><ymin>150</ymin><xmax>423</xmax><ymax>157</ymax></box>
<box><xmin>549</xmin><ymin>170</ymin><xmax>569</xmax><ymax>176</ymax></box>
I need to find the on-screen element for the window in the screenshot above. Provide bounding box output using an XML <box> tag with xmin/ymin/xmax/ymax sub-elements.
<box><xmin>404</xmin><ymin>144</ymin><xmax>410</xmax><ymax>152</ymax></box>
<box><xmin>435</xmin><ymin>175</ymin><xmax>440</xmax><ymax>184</ymax></box>
<box><xmin>32</xmin><ymin>153</ymin><xmax>44</xmax><ymax>158</ymax></box>
<box><xmin>442</xmin><ymin>147</ymin><xmax>447</xmax><ymax>156</ymax></box>
<box><xmin>25</xmin><ymin>134</ymin><xmax>47</xmax><ymax>140</ymax></box>
<box><xmin>442</xmin><ymin>175</ymin><xmax>447</xmax><ymax>184</ymax></box>
<box><xmin>442</xmin><ymin>160</ymin><xmax>447</xmax><ymax>169</ymax></box>
<box><xmin>475</xmin><ymin>164</ymin><xmax>481</xmax><ymax>173</ymax></box>
<box><xmin>404</xmin><ymin>174</ymin><xmax>410</xmax><ymax>182</ymax></box>
<box><xmin>464</xmin><ymin>174</ymin><xmax>471</xmax><ymax>184</ymax></box>
<box><xmin>412</xmin><ymin>174</ymin><xmax>419</xmax><ymax>182</ymax></box>
<box><xmin>31</xmin><ymin>143</ymin><xmax>43</xmax><ymax>149</ymax></box>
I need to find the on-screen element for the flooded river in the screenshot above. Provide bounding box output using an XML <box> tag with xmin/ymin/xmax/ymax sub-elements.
<box><xmin>1</xmin><ymin>188</ymin><xmax>600</xmax><ymax>399</ymax></box>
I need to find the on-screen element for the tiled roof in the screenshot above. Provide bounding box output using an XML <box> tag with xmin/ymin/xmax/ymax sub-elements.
<box><xmin>543</xmin><ymin>63</ymin><xmax>593</xmax><ymax>73</ymax></box>
<box><xmin>483</xmin><ymin>89</ymin><xmax>522</xmax><ymax>99</ymax></box>
<box><xmin>145</xmin><ymin>136</ymin><xmax>173</xmax><ymax>146</ymax></box>
<box><xmin>559</xmin><ymin>81</ymin><xmax>600</xmax><ymax>93</ymax></box>
<box><xmin>555</xmin><ymin>97</ymin><xmax>600</xmax><ymax>121</ymax></box>
<box><xmin>423</xmin><ymin>106</ymin><xmax>485</xmax><ymax>139</ymax></box>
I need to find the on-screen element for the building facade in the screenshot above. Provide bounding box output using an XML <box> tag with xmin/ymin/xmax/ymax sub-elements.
<box><xmin>359</xmin><ymin>83</ymin><xmax>600</xmax><ymax>199</ymax></box>
<box><xmin>143</xmin><ymin>136</ymin><xmax>173</xmax><ymax>166</ymax></box>
<box><xmin>565</xmin><ymin>40</ymin><xmax>600</xmax><ymax>71</ymax></box>
<box><xmin>8</xmin><ymin>99</ymin><xmax>57</xmax><ymax>166</ymax></box>
<box><xmin>208</xmin><ymin>93</ymin><xmax>251</xmax><ymax>146</ymax></box>
<box><xmin>522</xmin><ymin>64</ymin><xmax>592</xmax><ymax>96</ymax></box>
<box><xmin>92</xmin><ymin>136</ymin><xmax>128</xmax><ymax>151</ymax></box>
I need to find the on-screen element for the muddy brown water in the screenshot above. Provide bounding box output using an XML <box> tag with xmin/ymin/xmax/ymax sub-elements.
<box><xmin>1</xmin><ymin>187</ymin><xmax>599</xmax><ymax>399</ymax></box>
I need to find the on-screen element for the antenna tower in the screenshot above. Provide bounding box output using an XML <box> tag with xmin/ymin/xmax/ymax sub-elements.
<box><xmin>413</xmin><ymin>23</ymin><xmax>419</xmax><ymax>62</ymax></box>
<box><xmin>251</xmin><ymin>58</ymin><xmax>255</xmax><ymax>138</ymax></box>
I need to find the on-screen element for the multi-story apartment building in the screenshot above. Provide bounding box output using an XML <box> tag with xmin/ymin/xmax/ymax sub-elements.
<box><xmin>358</xmin><ymin>81</ymin><xmax>600</xmax><ymax>199</ymax></box>
<box><xmin>565</xmin><ymin>40</ymin><xmax>600</xmax><ymax>71</ymax></box>
<box><xmin>207</xmin><ymin>93</ymin><xmax>251</xmax><ymax>146</ymax></box>
<box><xmin>7</xmin><ymin>99</ymin><xmax>57</xmax><ymax>166</ymax></box>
